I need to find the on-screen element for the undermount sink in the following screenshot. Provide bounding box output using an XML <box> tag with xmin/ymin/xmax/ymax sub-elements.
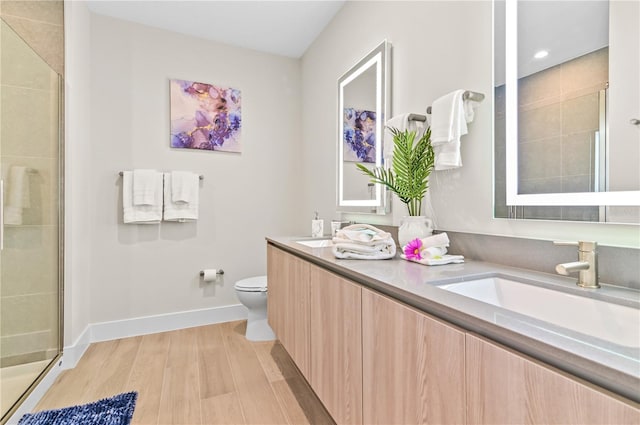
<box><xmin>439</xmin><ymin>276</ymin><xmax>640</xmax><ymax>349</ymax></box>
<box><xmin>295</xmin><ymin>239</ymin><xmax>333</xmax><ymax>248</ymax></box>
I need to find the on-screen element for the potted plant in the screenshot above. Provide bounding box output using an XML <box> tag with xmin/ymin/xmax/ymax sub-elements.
<box><xmin>356</xmin><ymin>127</ymin><xmax>435</xmax><ymax>247</ymax></box>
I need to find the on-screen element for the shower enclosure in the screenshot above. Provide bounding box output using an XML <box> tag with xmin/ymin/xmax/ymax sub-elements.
<box><xmin>0</xmin><ymin>17</ymin><xmax>63</xmax><ymax>422</ymax></box>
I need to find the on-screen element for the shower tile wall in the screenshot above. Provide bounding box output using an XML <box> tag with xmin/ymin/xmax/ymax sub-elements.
<box><xmin>495</xmin><ymin>48</ymin><xmax>608</xmax><ymax>221</ymax></box>
<box><xmin>0</xmin><ymin>0</ymin><xmax>63</xmax><ymax>366</ymax></box>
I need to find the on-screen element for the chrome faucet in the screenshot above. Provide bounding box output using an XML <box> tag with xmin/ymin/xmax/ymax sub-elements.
<box><xmin>554</xmin><ymin>241</ymin><xmax>600</xmax><ymax>289</ymax></box>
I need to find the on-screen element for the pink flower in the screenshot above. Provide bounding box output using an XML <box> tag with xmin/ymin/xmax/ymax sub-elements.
<box><xmin>404</xmin><ymin>238</ymin><xmax>423</xmax><ymax>260</ymax></box>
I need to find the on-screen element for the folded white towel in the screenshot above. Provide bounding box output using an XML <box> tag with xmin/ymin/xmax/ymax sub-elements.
<box><xmin>333</xmin><ymin>224</ymin><xmax>394</xmax><ymax>246</ymax></box>
<box><xmin>332</xmin><ymin>224</ymin><xmax>396</xmax><ymax>259</ymax></box>
<box><xmin>401</xmin><ymin>254</ymin><xmax>464</xmax><ymax>266</ymax></box>
<box><xmin>4</xmin><ymin>166</ymin><xmax>30</xmax><ymax>225</ymax></box>
<box><xmin>422</xmin><ymin>246</ymin><xmax>448</xmax><ymax>258</ymax></box>
<box><xmin>133</xmin><ymin>169</ymin><xmax>159</xmax><ymax>206</ymax></box>
<box><xmin>420</xmin><ymin>232</ymin><xmax>450</xmax><ymax>249</ymax></box>
<box><xmin>123</xmin><ymin>171</ymin><xmax>162</xmax><ymax>224</ymax></box>
<box><xmin>333</xmin><ymin>241</ymin><xmax>396</xmax><ymax>260</ymax></box>
<box><xmin>383</xmin><ymin>113</ymin><xmax>426</xmax><ymax>163</ymax></box>
<box><xmin>171</xmin><ymin>171</ymin><xmax>199</xmax><ymax>204</ymax></box>
<box><xmin>163</xmin><ymin>173</ymin><xmax>198</xmax><ymax>222</ymax></box>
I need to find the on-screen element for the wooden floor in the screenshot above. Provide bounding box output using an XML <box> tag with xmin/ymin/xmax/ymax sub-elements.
<box><xmin>36</xmin><ymin>321</ymin><xmax>334</xmax><ymax>425</ymax></box>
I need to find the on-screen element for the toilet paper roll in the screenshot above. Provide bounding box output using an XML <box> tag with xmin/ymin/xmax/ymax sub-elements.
<box><xmin>201</xmin><ymin>269</ymin><xmax>219</xmax><ymax>282</ymax></box>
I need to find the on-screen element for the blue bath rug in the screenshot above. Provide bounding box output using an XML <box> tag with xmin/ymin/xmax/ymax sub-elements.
<box><xmin>18</xmin><ymin>391</ymin><xmax>138</xmax><ymax>425</ymax></box>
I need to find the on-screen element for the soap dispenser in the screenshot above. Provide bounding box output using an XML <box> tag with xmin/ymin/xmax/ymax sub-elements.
<box><xmin>311</xmin><ymin>211</ymin><xmax>324</xmax><ymax>238</ymax></box>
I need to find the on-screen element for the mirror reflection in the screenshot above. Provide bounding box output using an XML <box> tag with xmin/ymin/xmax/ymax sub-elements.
<box><xmin>494</xmin><ymin>0</ymin><xmax>640</xmax><ymax>223</ymax></box>
<box><xmin>338</xmin><ymin>40</ymin><xmax>390</xmax><ymax>214</ymax></box>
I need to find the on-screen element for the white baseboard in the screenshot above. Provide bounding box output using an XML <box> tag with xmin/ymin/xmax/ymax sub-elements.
<box><xmin>61</xmin><ymin>325</ymin><xmax>91</xmax><ymax>370</ymax></box>
<box><xmin>90</xmin><ymin>304</ymin><xmax>247</xmax><ymax>343</ymax></box>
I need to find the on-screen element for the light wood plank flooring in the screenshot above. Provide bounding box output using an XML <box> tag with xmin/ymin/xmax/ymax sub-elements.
<box><xmin>36</xmin><ymin>321</ymin><xmax>335</xmax><ymax>425</ymax></box>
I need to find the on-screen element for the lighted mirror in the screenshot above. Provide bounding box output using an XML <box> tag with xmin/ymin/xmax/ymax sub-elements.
<box><xmin>337</xmin><ymin>40</ymin><xmax>391</xmax><ymax>214</ymax></box>
<box><xmin>494</xmin><ymin>0</ymin><xmax>640</xmax><ymax>223</ymax></box>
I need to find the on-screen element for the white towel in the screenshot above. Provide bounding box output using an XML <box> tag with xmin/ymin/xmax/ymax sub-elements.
<box><xmin>163</xmin><ymin>173</ymin><xmax>198</xmax><ymax>222</ymax></box>
<box><xmin>333</xmin><ymin>224</ymin><xmax>394</xmax><ymax>246</ymax></box>
<box><xmin>401</xmin><ymin>254</ymin><xmax>465</xmax><ymax>266</ymax></box>
<box><xmin>4</xmin><ymin>166</ymin><xmax>30</xmax><ymax>225</ymax></box>
<box><xmin>332</xmin><ymin>224</ymin><xmax>396</xmax><ymax>260</ymax></box>
<box><xmin>171</xmin><ymin>171</ymin><xmax>199</xmax><ymax>203</ymax></box>
<box><xmin>431</xmin><ymin>90</ymin><xmax>476</xmax><ymax>170</ymax></box>
<box><xmin>420</xmin><ymin>232</ymin><xmax>450</xmax><ymax>249</ymax></box>
<box><xmin>133</xmin><ymin>169</ymin><xmax>159</xmax><ymax>206</ymax></box>
<box><xmin>383</xmin><ymin>113</ymin><xmax>426</xmax><ymax>163</ymax></box>
<box><xmin>123</xmin><ymin>171</ymin><xmax>162</xmax><ymax>224</ymax></box>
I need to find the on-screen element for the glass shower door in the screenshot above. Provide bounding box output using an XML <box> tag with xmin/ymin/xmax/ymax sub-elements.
<box><xmin>0</xmin><ymin>19</ymin><xmax>63</xmax><ymax>421</ymax></box>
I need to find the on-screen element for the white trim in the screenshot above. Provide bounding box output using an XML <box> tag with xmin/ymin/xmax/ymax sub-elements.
<box><xmin>90</xmin><ymin>304</ymin><xmax>247</xmax><ymax>343</ymax></box>
<box><xmin>61</xmin><ymin>325</ymin><xmax>91</xmax><ymax>370</ymax></box>
<box><xmin>5</xmin><ymin>360</ymin><xmax>65</xmax><ymax>425</ymax></box>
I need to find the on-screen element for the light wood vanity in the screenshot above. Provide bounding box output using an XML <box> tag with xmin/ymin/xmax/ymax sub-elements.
<box><xmin>266</xmin><ymin>243</ymin><xmax>640</xmax><ymax>425</ymax></box>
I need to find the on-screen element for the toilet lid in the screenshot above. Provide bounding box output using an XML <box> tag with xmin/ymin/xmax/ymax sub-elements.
<box><xmin>235</xmin><ymin>276</ymin><xmax>268</xmax><ymax>292</ymax></box>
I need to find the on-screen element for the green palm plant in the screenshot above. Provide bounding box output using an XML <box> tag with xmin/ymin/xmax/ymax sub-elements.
<box><xmin>356</xmin><ymin>127</ymin><xmax>435</xmax><ymax>216</ymax></box>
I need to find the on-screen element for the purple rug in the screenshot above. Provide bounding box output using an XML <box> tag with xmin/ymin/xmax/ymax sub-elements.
<box><xmin>18</xmin><ymin>392</ymin><xmax>137</xmax><ymax>425</ymax></box>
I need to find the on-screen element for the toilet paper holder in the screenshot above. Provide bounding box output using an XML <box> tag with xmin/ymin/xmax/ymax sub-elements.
<box><xmin>200</xmin><ymin>269</ymin><xmax>224</xmax><ymax>276</ymax></box>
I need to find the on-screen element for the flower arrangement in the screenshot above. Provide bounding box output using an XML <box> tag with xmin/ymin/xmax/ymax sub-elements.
<box><xmin>356</xmin><ymin>127</ymin><xmax>435</xmax><ymax>216</ymax></box>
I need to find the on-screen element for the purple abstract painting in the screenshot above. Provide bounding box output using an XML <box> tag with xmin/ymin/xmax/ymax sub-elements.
<box><xmin>343</xmin><ymin>108</ymin><xmax>376</xmax><ymax>163</ymax></box>
<box><xmin>170</xmin><ymin>79</ymin><xmax>241</xmax><ymax>152</ymax></box>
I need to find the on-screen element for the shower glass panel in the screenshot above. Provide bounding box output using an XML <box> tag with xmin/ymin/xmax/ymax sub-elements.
<box><xmin>0</xmin><ymin>19</ymin><xmax>62</xmax><ymax>421</ymax></box>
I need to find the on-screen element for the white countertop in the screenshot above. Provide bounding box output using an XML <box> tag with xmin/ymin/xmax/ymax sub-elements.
<box><xmin>267</xmin><ymin>236</ymin><xmax>640</xmax><ymax>403</ymax></box>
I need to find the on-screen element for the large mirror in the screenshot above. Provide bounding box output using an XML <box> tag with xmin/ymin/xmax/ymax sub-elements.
<box><xmin>337</xmin><ymin>40</ymin><xmax>391</xmax><ymax>214</ymax></box>
<box><xmin>494</xmin><ymin>0</ymin><xmax>640</xmax><ymax>223</ymax></box>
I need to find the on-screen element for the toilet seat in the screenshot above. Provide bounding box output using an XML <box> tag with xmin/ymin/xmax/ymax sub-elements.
<box><xmin>235</xmin><ymin>276</ymin><xmax>268</xmax><ymax>292</ymax></box>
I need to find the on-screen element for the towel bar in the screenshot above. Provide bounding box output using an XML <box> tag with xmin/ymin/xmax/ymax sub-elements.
<box><xmin>426</xmin><ymin>90</ymin><xmax>485</xmax><ymax>115</ymax></box>
<box><xmin>408</xmin><ymin>113</ymin><xmax>427</xmax><ymax>122</ymax></box>
<box><xmin>119</xmin><ymin>171</ymin><xmax>204</xmax><ymax>180</ymax></box>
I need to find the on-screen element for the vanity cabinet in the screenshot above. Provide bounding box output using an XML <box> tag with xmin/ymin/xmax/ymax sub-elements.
<box><xmin>309</xmin><ymin>265</ymin><xmax>362</xmax><ymax>425</ymax></box>
<box><xmin>266</xmin><ymin>245</ymin><xmax>311</xmax><ymax>380</ymax></box>
<box><xmin>362</xmin><ymin>288</ymin><xmax>465</xmax><ymax>425</ymax></box>
<box><xmin>466</xmin><ymin>334</ymin><xmax>640</xmax><ymax>424</ymax></box>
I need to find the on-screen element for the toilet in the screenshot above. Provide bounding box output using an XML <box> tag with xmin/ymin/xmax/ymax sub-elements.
<box><xmin>234</xmin><ymin>275</ymin><xmax>276</xmax><ymax>341</ymax></box>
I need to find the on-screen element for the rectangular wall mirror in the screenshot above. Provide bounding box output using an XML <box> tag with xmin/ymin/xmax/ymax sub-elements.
<box><xmin>337</xmin><ymin>40</ymin><xmax>391</xmax><ymax>214</ymax></box>
<box><xmin>494</xmin><ymin>0</ymin><xmax>640</xmax><ymax>223</ymax></box>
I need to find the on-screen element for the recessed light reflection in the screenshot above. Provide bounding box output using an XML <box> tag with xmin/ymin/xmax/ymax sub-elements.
<box><xmin>534</xmin><ymin>50</ymin><xmax>549</xmax><ymax>59</ymax></box>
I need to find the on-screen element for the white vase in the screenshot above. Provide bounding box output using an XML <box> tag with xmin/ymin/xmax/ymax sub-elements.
<box><xmin>398</xmin><ymin>216</ymin><xmax>433</xmax><ymax>248</ymax></box>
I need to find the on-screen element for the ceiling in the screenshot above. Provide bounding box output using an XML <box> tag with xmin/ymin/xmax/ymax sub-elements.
<box><xmin>86</xmin><ymin>0</ymin><xmax>345</xmax><ymax>58</ymax></box>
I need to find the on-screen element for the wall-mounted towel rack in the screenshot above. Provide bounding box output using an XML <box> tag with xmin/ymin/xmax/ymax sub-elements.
<box><xmin>118</xmin><ymin>171</ymin><xmax>204</xmax><ymax>180</ymax></box>
<box><xmin>426</xmin><ymin>90</ymin><xmax>485</xmax><ymax>115</ymax></box>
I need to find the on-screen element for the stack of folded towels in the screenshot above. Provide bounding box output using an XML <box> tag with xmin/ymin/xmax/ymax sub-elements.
<box><xmin>332</xmin><ymin>224</ymin><xmax>396</xmax><ymax>260</ymax></box>
<box><xmin>400</xmin><ymin>232</ymin><xmax>464</xmax><ymax>265</ymax></box>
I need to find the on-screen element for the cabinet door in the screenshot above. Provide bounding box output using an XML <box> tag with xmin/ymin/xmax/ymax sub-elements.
<box><xmin>466</xmin><ymin>334</ymin><xmax>640</xmax><ymax>424</ymax></box>
<box><xmin>362</xmin><ymin>288</ymin><xmax>466</xmax><ymax>425</ymax></box>
<box><xmin>266</xmin><ymin>245</ymin><xmax>310</xmax><ymax>380</ymax></box>
<box><xmin>310</xmin><ymin>265</ymin><xmax>362</xmax><ymax>425</ymax></box>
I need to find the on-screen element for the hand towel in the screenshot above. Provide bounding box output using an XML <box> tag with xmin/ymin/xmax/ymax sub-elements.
<box><xmin>4</xmin><ymin>166</ymin><xmax>30</xmax><ymax>225</ymax></box>
<box><xmin>333</xmin><ymin>241</ymin><xmax>396</xmax><ymax>260</ymax></box>
<box><xmin>333</xmin><ymin>224</ymin><xmax>394</xmax><ymax>246</ymax></box>
<box><xmin>383</xmin><ymin>113</ymin><xmax>426</xmax><ymax>163</ymax></box>
<box><xmin>401</xmin><ymin>254</ymin><xmax>465</xmax><ymax>266</ymax></box>
<box><xmin>170</xmin><ymin>171</ymin><xmax>199</xmax><ymax>204</ymax></box>
<box><xmin>123</xmin><ymin>171</ymin><xmax>162</xmax><ymax>224</ymax></box>
<box><xmin>163</xmin><ymin>173</ymin><xmax>198</xmax><ymax>222</ymax></box>
<box><xmin>421</xmin><ymin>232</ymin><xmax>450</xmax><ymax>249</ymax></box>
<box><xmin>431</xmin><ymin>90</ymin><xmax>468</xmax><ymax>146</ymax></box>
<box><xmin>332</xmin><ymin>224</ymin><xmax>396</xmax><ymax>260</ymax></box>
<box><xmin>133</xmin><ymin>169</ymin><xmax>159</xmax><ymax>206</ymax></box>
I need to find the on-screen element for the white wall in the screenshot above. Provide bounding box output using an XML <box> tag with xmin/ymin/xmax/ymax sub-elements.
<box><xmin>64</xmin><ymin>0</ymin><xmax>92</xmax><ymax>347</ymax></box>
<box><xmin>86</xmin><ymin>14</ymin><xmax>304</xmax><ymax>323</ymax></box>
<box><xmin>302</xmin><ymin>0</ymin><xmax>639</xmax><ymax>248</ymax></box>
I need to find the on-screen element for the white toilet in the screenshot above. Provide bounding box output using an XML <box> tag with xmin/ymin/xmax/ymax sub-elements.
<box><xmin>234</xmin><ymin>275</ymin><xmax>276</xmax><ymax>341</ymax></box>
